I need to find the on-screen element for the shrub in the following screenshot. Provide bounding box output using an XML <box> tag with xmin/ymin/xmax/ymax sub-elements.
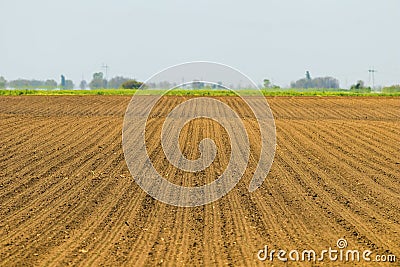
<box><xmin>382</xmin><ymin>85</ymin><xmax>400</xmax><ymax>93</ymax></box>
<box><xmin>121</xmin><ymin>80</ymin><xmax>144</xmax><ymax>89</ymax></box>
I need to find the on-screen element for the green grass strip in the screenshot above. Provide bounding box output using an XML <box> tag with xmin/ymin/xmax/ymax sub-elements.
<box><xmin>1</xmin><ymin>89</ymin><xmax>399</xmax><ymax>97</ymax></box>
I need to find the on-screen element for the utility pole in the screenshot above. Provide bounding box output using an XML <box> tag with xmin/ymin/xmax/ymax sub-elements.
<box><xmin>101</xmin><ymin>63</ymin><xmax>109</xmax><ymax>89</ymax></box>
<box><xmin>368</xmin><ymin>67</ymin><xmax>377</xmax><ymax>89</ymax></box>
<box><xmin>101</xmin><ymin>63</ymin><xmax>109</xmax><ymax>80</ymax></box>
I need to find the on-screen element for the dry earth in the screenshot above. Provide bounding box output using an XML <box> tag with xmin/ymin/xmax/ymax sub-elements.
<box><xmin>0</xmin><ymin>96</ymin><xmax>399</xmax><ymax>266</ymax></box>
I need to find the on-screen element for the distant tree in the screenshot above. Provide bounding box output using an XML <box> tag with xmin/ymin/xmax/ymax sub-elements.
<box><xmin>192</xmin><ymin>80</ymin><xmax>205</xmax><ymax>89</ymax></box>
<box><xmin>312</xmin><ymin>77</ymin><xmax>339</xmax><ymax>88</ymax></box>
<box><xmin>382</xmin><ymin>85</ymin><xmax>400</xmax><ymax>93</ymax></box>
<box><xmin>8</xmin><ymin>79</ymin><xmax>45</xmax><ymax>88</ymax></box>
<box><xmin>65</xmin><ymin>80</ymin><xmax>74</xmax><ymax>89</ymax></box>
<box><xmin>79</xmin><ymin>80</ymin><xmax>88</xmax><ymax>90</ymax></box>
<box><xmin>61</xmin><ymin>75</ymin><xmax>66</xmax><ymax>89</ymax></box>
<box><xmin>291</xmin><ymin>75</ymin><xmax>339</xmax><ymax>89</ymax></box>
<box><xmin>355</xmin><ymin>80</ymin><xmax>364</xmax><ymax>89</ymax></box>
<box><xmin>263</xmin><ymin>78</ymin><xmax>281</xmax><ymax>89</ymax></box>
<box><xmin>0</xmin><ymin>76</ymin><xmax>6</xmax><ymax>88</ymax></box>
<box><xmin>44</xmin><ymin>79</ymin><xmax>57</xmax><ymax>89</ymax></box>
<box><xmin>263</xmin><ymin>79</ymin><xmax>271</xmax><ymax>88</ymax></box>
<box><xmin>211</xmin><ymin>81</ymin><xmax>224</xmax><ymax>89</ymax></box>
<box><xmin>108</xmin><ymin>76</ymin><xmax>130</xmax><ymax>89</ymax></box>
<box><xmin>350</xmin><ymin>80</ymin><xmax>371</xmax><ymax>93</ymax></box>
<box><xmin>290</xmin><ymin>78</ymin><xmax>308</xmax><ymax>88</ymax></box>
<box><xmin>89</xmin><ymin>72</ymin><xmax>107</xmax><ymax>89</ymax></box>
<box><xmin>8</xmin><ymin>79</ymin><xmax>30</xmax><ymax>88</ymax></box>
<box><xmin>306</xmin><ymin>71</ymin><xmax>312</xmax><ymax>81</ymax></box>
<box><xmin>28</xmin><ymin>80</ymin><xmax>44</xmax><ymax>88</ymax></box>
<box><xmin>145</xmin><ymin>82</ymin><xmax>157</xmax><ymax>89</ymax></box>
<box><xmin>158</xmin><ymin>81</ymin><xmax>171</xmax><ymax>89</ymax></box>
<box><xmin>121</xmin><ymin>79</ymin><xmax>144</xmax><ymax>89</ymax></box>
<box><xmin>6</xmin><ymin>78</ymin><xmax>67</xmax><ymax>89</ymax></box>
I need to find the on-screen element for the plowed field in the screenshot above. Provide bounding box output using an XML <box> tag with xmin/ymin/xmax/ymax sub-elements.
<box><xmin>0</xmin><ymin>96</ymin><xmax>399</xmax><ymax>266</ymax></box>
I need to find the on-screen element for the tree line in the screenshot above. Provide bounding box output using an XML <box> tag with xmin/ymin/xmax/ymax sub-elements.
<box><xmin>0</xmin><ymin>73</ymin><xmax>143</xmax><ymax>90</ymax></box>
<box><xmin>1</xmin><ymin>71</ymin><xmax>399</xmax><ymax>91</ymax></box>
<box><xmin>289</xmin><ymin>71</ymin><xmax>340</xmax><ymax>89</ymax></box>
<box><xmin>0</xmin><ymin>77</ymin><xmax>74</xmax><ymax>89</ymax></box>
<box><xmin>86</xmin><ymin>73</ymin><xmax>143</xmax><ymax>89</ymax></box>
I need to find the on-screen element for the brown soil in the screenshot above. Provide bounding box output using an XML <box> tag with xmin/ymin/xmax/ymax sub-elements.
<box><xmin>0</xmin><ymin>96</ymin><xmax>399</xmax><ymax>266</ymax></box>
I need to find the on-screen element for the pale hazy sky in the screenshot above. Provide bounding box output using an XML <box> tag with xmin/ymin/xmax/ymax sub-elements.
<box><xmin>1</xmin><ymin>0</ymin><xmax>399</xmax><ymax>88</ymax></box>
